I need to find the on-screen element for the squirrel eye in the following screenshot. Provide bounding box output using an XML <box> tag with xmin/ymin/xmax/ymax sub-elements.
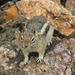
<box><xmin>31</xmin><ymin>37</ymin><xmax>35</xmax><ymax>43</ymax></box>
<box><xmin>20</xmin><ymin>36</ymin><xmax>23</xmax><ymax>41</ymax></box>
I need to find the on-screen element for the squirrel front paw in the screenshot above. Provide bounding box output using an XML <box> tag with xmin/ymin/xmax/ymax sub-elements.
<box><xmin>36</xmin><ymin>59</ymin><xmax>43</xmax><ymax>63</ymax></box>
<box><xmin>24</xmin><ymin>59</ymin><xmax>29</xmax><ymax>65</ymax></box>
<box><xmin>36</xmin><ymin>57</ymin><xmax>43</xmax><ymax>63</ymax></box>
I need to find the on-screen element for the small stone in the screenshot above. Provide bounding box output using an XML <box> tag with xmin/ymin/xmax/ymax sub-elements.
<box><xmin>56</xmin><ymin>55</ymin><xmax>62</xmax><ymax>61</ymax></box>
<box><xmin>23</xmin><ymin>67</ymin><xmax>30</xmax><ymax>72</ymax></box>
<box><xmin>73</xmin><ymin>52</ymin><xmax>75</xmax><ymax>58</ymax></box>
<box><xmin>40</xmin><ymin>65</ymin><xmax>49</xmax><ymax>72</ymax></box>
<box><xmin>63</xmin><ymin>53</ymin><xmax>71</xmax><ymax>63</ymax></box>
<box><xmin>16</xmin><ymin>48</ymin><xmax>20</xmax><ymax>52</ymax></box>
<box><xmin>0</xmin><ymin>46</ymin><xmax>5</xmax><ymax>52</ymax></box>
<box><xmin>19</xmin><ymin>61</ymin><xmax>24</xmax><ymax>68</ymax></box>
<box><xmin>55</xmin><ymin>60</ymin><xmax>60</xmax><ymax>69</ymax></box>
<box><xmin>2</xmin><ymin>63</ymin><xmax>7</xmax><ymax>68</ymax></box>
<box><xmin>50</xmin><ymin>57</ymin><xmax>55</xmax><ymax>66</ymax></box>
<box><xmin>6</xmin><ymin>58</ymin><xmax>9</xmax><ymax>62</ymax></box>
<box><xmin>7</xmin><ymin>50</ymin><xmax>18</xmax><ymax>58</ymax></box>
<box><xmin>65</xmin><ymin>67</ymin><xmax>72</xmax><ymax>75</ymax></box>
<box><xmin>53</xmin><ymin>45</ymin><xmax>65</xmax><ymax>53</ymax></box>
<box><xmin>44</xmin><ymin>56</ymin><xmax>50</xmax><ymax>65</ymax></box>
<box><xmin>4</xmin><ymin>50</ymin><xmax>9</xmax><ymax>55</ymax></box>
<box><xmin>58</xmin><ymin>72</ymin><xmax>64</xmax><ymax>75</ymax></box>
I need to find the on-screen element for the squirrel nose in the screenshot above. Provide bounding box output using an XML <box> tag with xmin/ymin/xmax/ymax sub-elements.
<box><xmin>25</xmin><ymin>46</ymin><xmax>28</xmax><ymax>48</ymax></box>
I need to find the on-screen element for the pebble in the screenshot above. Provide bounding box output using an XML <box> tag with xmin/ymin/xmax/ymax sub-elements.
<box><xmin>7</xmin><ymin>50</ymin><xmax>18</xmax><ymax>58</ymax></box>
<box><xmin>58</xmin><ymin>72</ymin><xmax>64</xmax><ymax>75</ymax></box>
<box><xmin>0</xmin><ymin>46</ymin><xmax>5</xmax><ymax>51</ymax></box>
<box><xmin>65</xmin><ymin>67</ymin><xmax>72</xmax><ymax>75</ymax></box>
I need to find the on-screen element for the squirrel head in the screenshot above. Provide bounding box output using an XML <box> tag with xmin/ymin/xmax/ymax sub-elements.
<box><xmin>20</xmin><ymin>27</ymin><xmax>39</xmax><ymax>48</ymax></box>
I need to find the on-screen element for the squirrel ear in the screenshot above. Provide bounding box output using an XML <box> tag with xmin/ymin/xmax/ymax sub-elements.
<box><xmin>31</xmin><ymin>28</ymin><xmax>36</xmax><ymax>35</ymax></box>
<box><xmin>23</xmin><ymin>27</ymin><xmax>27</xmax><ymax>32</ymax></box>
<box><xmin>35</xmin><ymin>31</ymin><xmax>39</xmax><ymax>36</ymax></box>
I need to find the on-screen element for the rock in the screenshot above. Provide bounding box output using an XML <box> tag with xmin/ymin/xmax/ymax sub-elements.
<box><xmin>0</xmin><ymin>46</ymin><xmax>5</xmax><ymax>52</ymax></box>
<box><xmin>17</xmin><ymin>0</ymin><xmax>75</xmax><ymax>36</ymax></box>
<box><xmin>0</xmin><ymin>65</ymin><xmax>27</xmax><ymax>75</ymax></box>
<box><xmin>62</xmin><ymin>53</ymin><xmax>71</xmax><ymax>63</ymax></box>
<box><xmin>65</xmin><ymin>67</ymin><xmax>72</xmax><ymax>75</ymax></box>
<box><xmin>58</xmin><ymin>72</ymin><xmax>64</xmax><ymax>75</ymax></box>
<box><xmin>0</xmin><ymin>1</ymin><xmax>19</xmax><ymax>28</ymax></box>
<box><xmin>52</xmin><ymin>0</ymin><xmax>60</xmax><ymax>4</ymax></box>
<box><xmin>19</xmin><ymin>62</ymin><xmax>24</xmax><ymax>68</ymax></box>
<box><xmin>0</xmin><ymin>38</ymin><xmax>75</xmax><ymax>74</ymax></box>
<box><xmin>65</xmin><ymin>0</ymin><xmax>75</xmax><ymax>16</ymax></box>
<box><xmin>40</xmin><ymin>65</ymin><xmax>50</xmax><ymax>72</ymax></box>
<box><xmin>4</xmin><ymin>3</ymin><xmax>19</xmax><ymax>21</ymax></box>
<box><xmin>7</xmin><ymin>50</ymin><xmax>18</xmax><ymax>58</ymax></box>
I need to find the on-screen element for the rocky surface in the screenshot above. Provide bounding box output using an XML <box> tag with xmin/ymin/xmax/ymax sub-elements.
<box><xmin>4</xmin><ymin>4</ymin><xmax>19</xmax><ymax>21</ymax></box>
<box><xmin>0</xmin><ymin>2</ymin><xmax>19</xmax><ymax>27</ymax></box>
<box><xmin>52</xmin><ymin>0</ymin><xmax>60</xmax><ymax>4</ymax></box>
<box><xmin>0</xmin><ymin>37</ymin><xmax>75</xmax><ymax>75</ymax></box>
<box><xmin>17</xmin><ymin>0</ymin><xmax>75</xmax><ymax>36</ymax></box>
<box><xmin>65</xmin><ymin>0</ymin><xmax>75</xmax><ymax>16</ymax></box>
<box><xmin>0</xmin><ymin>66</ymin><xmax>27</xmax><ymax>75</ymax></box>
<box><xmin>0</xmin><ymin>0</ymin><xmax>75</xmax><ymax>75</ymax></box>
<box><xmin>0</xmin><ymin>15</ymin><xmax>27</xmax><ymax>46</ymax></box>
<box><xmin>0</xmin><ymin>15</ymin><xmax>75</xmax><ymax>74</ymax></box>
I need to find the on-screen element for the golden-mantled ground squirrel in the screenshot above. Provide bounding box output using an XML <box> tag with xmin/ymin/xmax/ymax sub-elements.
<box><xmin>14</xmin><ymin>16</ymin><xmax>54</xmax><ymax>65</ymax></box>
